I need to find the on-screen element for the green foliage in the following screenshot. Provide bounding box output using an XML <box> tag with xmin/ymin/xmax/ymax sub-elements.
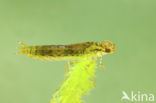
<box><xmin>51</xmin><ymin>59</ymin><xmax>97</xmax><ymax>103</ymax></box>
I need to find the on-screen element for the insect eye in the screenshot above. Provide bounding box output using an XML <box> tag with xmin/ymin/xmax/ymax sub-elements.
<box><xmin>101</xmin><ymin>41</ymin><xmax>116</xmax><ymax>53</ymax></box>
<box><xmin>105</xmin><ymin>48</ymin><xmax>111</xmax><ymax>53</ymax></box>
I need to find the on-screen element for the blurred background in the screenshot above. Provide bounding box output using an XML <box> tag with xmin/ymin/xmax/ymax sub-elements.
<box><xmin>0</xmin><ymin>0</ymin><xmax>156</xmax><ymax>103</ymax></box>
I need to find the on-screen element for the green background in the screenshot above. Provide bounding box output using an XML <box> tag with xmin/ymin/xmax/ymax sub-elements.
<box><xmin>0</xmin><ymin>0</ymin><xmax>156</xmax><ymax>103</ymax></box>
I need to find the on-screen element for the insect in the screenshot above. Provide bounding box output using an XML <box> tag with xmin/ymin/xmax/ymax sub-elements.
<box><xmin>17</xmin><ymin>41</ymin><xmax>116</xmax><ymax>59</ymax></box>
<box><xmin>17</xmin><ymin>41</ymin><xmax>116</xmax><ymax>66</ymax></box>
<box><xmin>17</xmin><ymin>41</ymin><xmax>116</xmax><ymax>80</ymax></box>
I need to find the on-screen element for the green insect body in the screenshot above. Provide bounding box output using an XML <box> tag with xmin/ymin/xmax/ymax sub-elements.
<box><xmin>17</xmin><ymin>41</ymin><xmax>116</xmax><ymax>60</ymax></box>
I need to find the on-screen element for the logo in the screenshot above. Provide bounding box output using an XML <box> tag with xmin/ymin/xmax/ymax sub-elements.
<box><xmin>121</xmin><ymin>91</ymin><xmax>154</xmax><ymax>102</ymax></box>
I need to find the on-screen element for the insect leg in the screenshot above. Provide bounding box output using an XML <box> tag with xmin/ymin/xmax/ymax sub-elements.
<box><xmin>99</xmin><ymin>56</ymin><xmax>106</xmax><ymax>70</ymax></box>
<box><xmin>64</xmin><ymin>60</ymin><xmax>83</xmax><ymax>80</ymax></box>
<box><xmin>17</xmin><ymin>42</ymin><xmax>27</xmax><ymax>54</ymax></box>
<box><xmin>62</xmin><ymin>61</ymin><xmax>80</xmax><ymax>85</ymax></box>
<box><xmin>67</xmin><ymin>59</ymin><xmax>96</xmax><ymax>83</ymax></box>
<box><xmin>18</xmin><ymin>41</ymin><xmax>27</xmax><ymax>47</ymax></box>
<box><xmin>64</xmin><ymin>61</ymin><xmax>70</xmax><ymax>81</ymax></box>
<box><xmin>85</xmin><ymin>61</ymin><xmax>96</xmax><ymax>87</ymax></box>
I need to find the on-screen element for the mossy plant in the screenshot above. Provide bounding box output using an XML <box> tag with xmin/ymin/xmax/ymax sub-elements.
<box><xmin>51</xmin><ymin>59</ymin><xmax>97</xmax><ymax>103</ymax></box>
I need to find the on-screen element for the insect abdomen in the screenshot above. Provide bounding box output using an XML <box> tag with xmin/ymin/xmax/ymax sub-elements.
<box><xmin>17</xmin><ymin>42</ymin><xmax>102</xmax><ymax>60</ymax></box>
<box><xmin>19</xmin><ymin>45</ymin><xmax>86</xmax><ymax>58</ymax></box>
